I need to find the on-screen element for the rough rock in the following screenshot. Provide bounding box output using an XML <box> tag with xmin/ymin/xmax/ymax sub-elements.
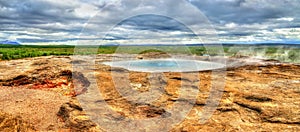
<box><xmin>0</xmin><ymin>55</ymin><xmax>299</xmax><ymax>131</ymax></box>
<box><xmin>0</xmin><ymin>87</ymin><xmax>69</xmax><ymax>131</ymax></box>
<box><xmin>57</xmin><ymin>99</ymin><xmax>101</xmax><ymax>132</ymax></box>
<box><xmin>0</xmin><ymin>111</ymin><xmax>35</xmax><ymax>132</ymax></box>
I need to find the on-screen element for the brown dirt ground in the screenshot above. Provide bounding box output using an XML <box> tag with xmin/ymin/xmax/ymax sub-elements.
<box><xmin>0</xmin><ymin>55</ymin><xmax>299</xmax><ymax>131</ymax></box>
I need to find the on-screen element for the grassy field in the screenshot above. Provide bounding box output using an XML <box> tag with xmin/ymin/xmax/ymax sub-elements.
<box><xmin>225</xmin><ymin>45</ymin><xmax>300</xmax><ymax>63</ymax></box>
<box><xmin>0</xmin><ymin>44</ymin><xmax>299</xmax><ymax>63</ymax></box>
<box><xmin>0</xmin><ymin>45</ymin><xmax>116</xmax><ymax>60</ymax></box>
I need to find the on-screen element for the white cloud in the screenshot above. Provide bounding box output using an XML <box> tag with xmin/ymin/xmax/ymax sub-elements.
<box><xmin>74</xmin><ymin>3</ymin><xmax>98</xmax><ymax>18</ymax></box>
<box><xmin>0</xmin><ymin>0</ymin><xmax>299</xmax><ymax>44</ymax></box>
<box><xmin>276</xmin><ymin>17</ymin><xmax>294</xmax><ymax>22</ymax></box>
<box><xmin>225</xmin><ymin>22</ymin><xmax>237</xmax><ymax>28</ymax></box>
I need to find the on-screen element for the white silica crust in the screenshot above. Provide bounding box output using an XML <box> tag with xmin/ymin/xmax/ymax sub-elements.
<box><xmin>102</xmin><ymin>59</ymin><xmax>225</xmax><ymax>72</ymax></box>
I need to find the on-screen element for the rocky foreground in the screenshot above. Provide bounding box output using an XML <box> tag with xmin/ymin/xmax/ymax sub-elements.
<box><xmin>0</xmin><ymin>55</ymin><xmax>299</xmax><ymax>131</ymax></box>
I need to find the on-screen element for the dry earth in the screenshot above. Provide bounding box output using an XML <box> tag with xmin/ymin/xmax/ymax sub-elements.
<box><xmin>0</xmin><ymin>54</ymin><xmax>299</xmax><ymax>131</ymax></box>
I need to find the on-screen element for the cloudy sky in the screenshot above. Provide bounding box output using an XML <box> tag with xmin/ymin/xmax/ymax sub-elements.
<box><xmin>0</xmin><ymin>0</ymin><xmax>299</xmax><ymax>45</ymax></box>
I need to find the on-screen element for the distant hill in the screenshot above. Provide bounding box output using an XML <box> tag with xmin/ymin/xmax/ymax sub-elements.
<box><xmin>0</xmin><ymin>40</ymin><xmax>21</xmax><ymax>45</ymax></box>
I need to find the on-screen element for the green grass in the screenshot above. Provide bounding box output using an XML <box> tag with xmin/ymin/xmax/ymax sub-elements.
<box><xmin>0</xmin><ymin>44</ymin><xmax>299</xmax><ymax>63</ymax></box>
<box><xmin>0</xmin><ymin>45</ymin><xmax>73</xmax><ymax>60</ymax></box>
<box><xmin>223</xmin><ymin>45</ymin><xmax>300</xmax><ymax>63</ymax></box>
<box><xmin>0</xmin><ymin>44</ymin><xmax>117</xmax><ymax>60</ymax></box>
<box><xmin>139</xmin><ymin>49</ymin><xmax>166</xmax><ymax>54</ymax></box>
<box><xmin>0</xmin><ymin>44</ymin><xmax>217</xmax><ymax>60</ymax></box>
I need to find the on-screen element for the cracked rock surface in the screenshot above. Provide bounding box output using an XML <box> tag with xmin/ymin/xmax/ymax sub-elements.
<box><xmin>0</xmin><ymin>55</ymin><xmax>299</xmax><ymax>131</ymax></box>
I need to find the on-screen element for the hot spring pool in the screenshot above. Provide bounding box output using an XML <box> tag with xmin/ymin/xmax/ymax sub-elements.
<box><xmin>102</xmin><ymin>59</ymin><xmax>225</xmax><ymax>72</ymax></box>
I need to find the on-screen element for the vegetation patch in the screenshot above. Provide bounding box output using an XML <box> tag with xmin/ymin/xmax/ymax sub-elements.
<box><xmin>1</xmin><ymin>44</ymin><xmax>299</xmax><ymax>63</ymax></box>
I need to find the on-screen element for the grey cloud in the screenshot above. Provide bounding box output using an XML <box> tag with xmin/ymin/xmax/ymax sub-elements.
<box><xmin>119</xmin><ymin>15</ymin><xmax>191</xmax><ymax>32</ymax></box>
<box><xmin>0</xmin><ymin>0</ymin><xmax>299</xmax><ymax>44</ymax></box>
<box><xmin>0</xmin><ymin>0</ymin><xmax>90</xmax><ymax>42</ymax></box>
<box><xmin>0</xmin><ymin>0</ymin><xmax>82</xmax><ymax>23</ymax></box>
<box><xmin>190</xmin><ymin>0</ymin><xmax>300</xmax><ymax>24</ymax></box>
<box><xmin>188</xmin><ymin>0</ymin><xmax>300</xmax><ymax>42</ymax></box>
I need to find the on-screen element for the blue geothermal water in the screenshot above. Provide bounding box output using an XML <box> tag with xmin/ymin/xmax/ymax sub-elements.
<box><xmin>102</xmin><ymin>59</ymin><xmax>225</xmax><ymax>72</ymax></box>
